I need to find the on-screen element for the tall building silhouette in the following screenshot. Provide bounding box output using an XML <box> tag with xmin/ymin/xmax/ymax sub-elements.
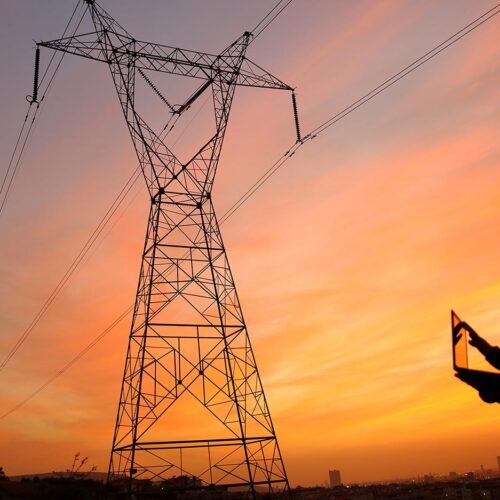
<box><xmin>329</xmin><ymin>469</ymin><xmax>342</xmax><ymax>487</ymax></box>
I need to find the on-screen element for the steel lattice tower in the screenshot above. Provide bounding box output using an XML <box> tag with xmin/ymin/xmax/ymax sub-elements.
<box><xmin>39</xmin><ymin>0</ymin><xmax>294</xmax><ymax>495</ymax></box>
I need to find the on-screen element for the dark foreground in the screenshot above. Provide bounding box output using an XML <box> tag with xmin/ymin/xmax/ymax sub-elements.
<box><xmin>1</xmin><ymin>477</ymin><xmax>499</xmax><ymax>500</ymax></box>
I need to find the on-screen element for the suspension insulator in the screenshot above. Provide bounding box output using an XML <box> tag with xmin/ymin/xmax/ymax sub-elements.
<box><xmin>176</xmin><ymin>78</ymin><xmax>212</xmax><ymax>115</ymax></box>
<box><xmin>292</xmin><ymin>91</ymin><xmax>302</xmax><ymax>143</ymax></box>
<box><xmin>26</xmin><ymin>47</ymin><xmax>40</xmax><ymax>104</ymax></box>
<box><xmin>138</xmin><ymin>68</ymin><xmax>174</xmax><ymax>112</ymax></box>
<box><xmin>33</xmin><ymin>47</ymin><xmax>40</xmax><ymax>102</ymax></box>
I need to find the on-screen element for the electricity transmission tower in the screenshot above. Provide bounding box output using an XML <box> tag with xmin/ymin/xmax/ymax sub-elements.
<box><xmin>39</xmin><ymin>0</ymin><xmax>296</xmax><ymax>495</ymax></box>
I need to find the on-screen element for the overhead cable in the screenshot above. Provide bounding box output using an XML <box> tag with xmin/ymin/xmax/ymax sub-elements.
<box><xmin>251</xmin><ymin>0</ymin><xmax>294</xmax><ymax>41</ymax></box>
<box><xmin>0</xmin><ymin>167</ymin><xmax>141</xmax><ymax>372</ymax></box>
<box><xmin>0</xmin><ymin>1</ymin><xmax>84</xmax><ymax>219</ymax></box>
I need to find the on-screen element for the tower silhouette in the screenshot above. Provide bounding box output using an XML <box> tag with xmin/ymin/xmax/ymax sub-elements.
<box><xmin>40</xmin><ymin>1</ymin><xmax>293</xmax><ymax>495</ymax></box>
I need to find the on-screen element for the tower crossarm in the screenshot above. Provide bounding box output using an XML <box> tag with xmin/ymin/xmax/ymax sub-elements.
<box><xmin>236</xmin><ymin>57</ymin><xmax>292</xmax><ymax>90</ymax></box>
<box><xmin>38</xmin><ymin>32</ymin><xmax>108</xmax><ymax>65</ymax></box>
<box><xmin>39</xmin><ymin>32</ymin><xmax>292</xmax><ymax>91</ymax></box>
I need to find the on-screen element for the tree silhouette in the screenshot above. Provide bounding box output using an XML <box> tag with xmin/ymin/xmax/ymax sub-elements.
<box><xmin>0</xmin><ymin>466</ymin><xmax>8</xmax><ymax>480</ymax></box>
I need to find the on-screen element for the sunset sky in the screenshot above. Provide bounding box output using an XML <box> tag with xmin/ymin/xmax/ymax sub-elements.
<box><xmin>0</xmin><ymin>0</ymin><xmax>499</xmax><ymax>487</ymax></box>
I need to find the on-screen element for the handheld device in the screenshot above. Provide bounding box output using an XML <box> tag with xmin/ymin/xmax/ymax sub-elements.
<box><xmin>451</xmin><ymin>310</ymin><xmax>499</xmax><ymax>381</ymax></box>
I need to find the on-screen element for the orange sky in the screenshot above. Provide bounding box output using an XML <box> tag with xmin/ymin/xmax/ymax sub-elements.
<box><xmin>0</xmin><ymin>0</ymin><xmax>499</xmax><ymax>486</ymax></box>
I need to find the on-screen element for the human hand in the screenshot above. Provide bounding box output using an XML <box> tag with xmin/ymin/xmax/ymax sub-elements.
<box><xmin>455</xmin><ymin>370</ymin><xmax>481</xmax><ymax>390</ymax></box>
<box><xmin>455</xmin><ymin>369</ymin><xmax>500</xmax><ymax>404</ymax></box>
<box><xmin>465</xmin><ymin>324</ymin><xmax>492</xmax><ymax>356</ymax></box>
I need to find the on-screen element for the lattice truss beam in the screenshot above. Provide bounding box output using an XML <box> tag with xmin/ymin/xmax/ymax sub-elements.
<box><xmin>39</xmin><ymin>1</ymin><xmax>292</xmax><ymax>495</ymax></box>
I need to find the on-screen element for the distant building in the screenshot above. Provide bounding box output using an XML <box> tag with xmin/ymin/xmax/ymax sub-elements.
<box><xmin>329</xmin><ymin>469</ymin><xmax>341</xmax><ymax>488</ymax></box>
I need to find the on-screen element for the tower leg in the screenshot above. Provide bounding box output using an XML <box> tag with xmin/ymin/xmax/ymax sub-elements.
<box><xmin>108</xmin><ymin>196</ymin><xmax>290</xmax><ymax>496</ymax></box>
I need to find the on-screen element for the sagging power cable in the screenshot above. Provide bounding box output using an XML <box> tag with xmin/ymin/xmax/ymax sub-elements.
<box><xmin>222</xmin><ymin>2</ymin><xmax>500</xmax><ymax>220</ymax></box>
<box><xmin>251</xmin><ymin>0</ymin><xmax>294</xmax><ymax>42</ymax></box>
<box><xmin>0</xmin><ymin>305</ymin><xmax>134</xmax><ymax>420</ymax></box>
<box><xmin>0</xmin><ymin>167</ymin><xmax>141</xmax><ymax>373</ymax></box>
<box><xmin>0</xmin><ymin>1</ymin><xmax>85</xmax><ymax>220</ymax></box>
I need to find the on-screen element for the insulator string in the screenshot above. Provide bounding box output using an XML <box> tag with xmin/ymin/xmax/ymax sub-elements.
<box><xmin>251</xmin><ymin>0</ymin><xmax>294</xmax><ymax>42</ymax></box>
<box><xmin>292</xmin><ymin>92</ymin><xmax>302</xmax><ymax>143</ymax></box>
<box><xmin>138</xmin><ymin>68</ymin><xmax>175</xmax><ymax>112</ymax></box>
<box><xmin>26</xmin><ymin>47</ymin><xmax>40</xmax><ymax>104</ymax></box>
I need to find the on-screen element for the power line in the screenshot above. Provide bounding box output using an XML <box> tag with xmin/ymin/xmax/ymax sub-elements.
<box><xmin>0</xmin><ymin>167</ymin><xmax>141</xmax><ymax>372</ymax></box>
<box><xmin>251</xmin><ymin>0</ymin><xmax>294</xmax><ymax>41</ymax></box>
<box><xmin>0</xmin><ymin>1</ymin><xmax>85</xmax><ymax>219</ymax></box>
<box><xmin>1</xmin><ymin>2</ymin><xmax>498</xmax><ymax>419</ymax></box>
<box><xmin>0</xmin><ymin>107</ymin><xmax>38</xmax><ymax>216</ymax></box>
<box><xmin>0</xmin><ymin>0</ymin><xmax>82</xmax><ymax>207</ymax></box>
<box><xmin>305</xmin><ymin>2</ymin><xmax>500</xmax><ymax>140</ymax></box>
<box><xmin>0</xmin><ymin>305</ymin><xmax>133</xmax><ymax>420</ymax></box>
<box><xmin>0</xmin><ymin>107</ymin><xmax>35</xmax><ymax>201</ymax></box>
<box><xmin>38</xmin><ymin>1</ymin><xmax>83</xmax><ymax>88</ymax></box>
<box><xmin>2</xmin><ymin>159</ymin><xmax>145</xmax><ymax>406</ymax></box>
<box><xmin>223</xmin><ymin>3</ymin><xmax>500</xmax><ymax>220</ymax></box>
